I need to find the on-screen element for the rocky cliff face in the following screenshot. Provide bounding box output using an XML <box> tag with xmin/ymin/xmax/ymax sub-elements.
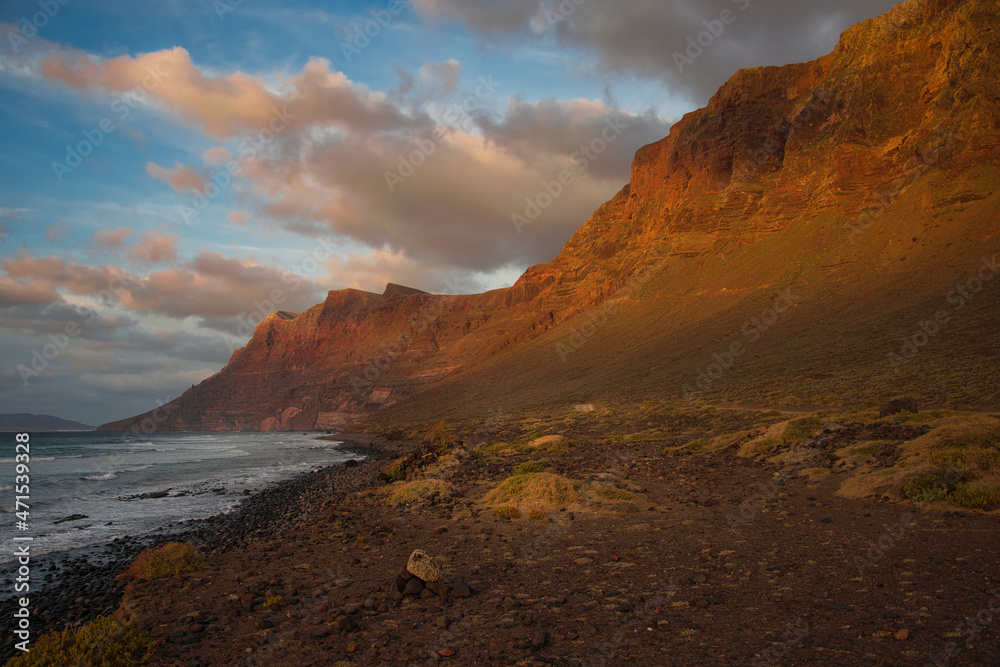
<box><xmin>100</xmin><ymin>0</ymin><xmax>1000</xmax><ymax>432</ymax></box>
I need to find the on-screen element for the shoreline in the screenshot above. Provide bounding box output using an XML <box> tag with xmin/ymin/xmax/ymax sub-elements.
<box><xmin>0</xmin><ymin>432</ymin><xmax>408</xmax><ymax>663</ymax></box>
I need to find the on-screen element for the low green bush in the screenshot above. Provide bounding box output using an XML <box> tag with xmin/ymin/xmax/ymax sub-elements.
<box><xmin>5</xmin><ymin>615</ymin><xmax>159</xmax><ymax>666</ymax></box>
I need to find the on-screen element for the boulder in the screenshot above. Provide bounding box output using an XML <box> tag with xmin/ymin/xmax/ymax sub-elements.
<box><xmin>406</xmin><ymin>550</ymin><xmax>442</xmax><ymax>582</ymax></box>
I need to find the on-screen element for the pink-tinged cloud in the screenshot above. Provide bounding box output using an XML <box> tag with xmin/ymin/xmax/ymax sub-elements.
<box><xmin>3</xmin><ymin>254</ymin><xmax>132</xmax><ymax>295</ymax></box>
<box><xmin>39</xmin><ymin>48</ymin><xmax>418</xmax><ymax>138</ymax></box>
<box><xmin>0</xmin><ymin>276</ymin><xmax>60</xmax><ymax>306</ymax></box>
<box><xmin>119</xmin><ymin>252</ymin><xmax>323</xmax><ymax>318</ymax></box>
<box><xmin>38</xmin><ymin>42</ymin><xmax>672</xmax><ymax>276</ymax></box>
<box><xmin>40</xmin><ymin>47</ymin><xmax>278</xmax><ymax>137</ymax></box>
<box><xmin>1</xmin><ymin>253</ymin><xmax>323</xmax><ymax>320</ymax></box>
<box><xmin>202</xmin><ymin>147</ymin><xmax>232</xmax><ymax>165</ymax></box>
<box><xmin>93</xmin><ymin>226</ymin><xmax>133</xmax><ymax>248</ymax></box>
<box><xmin>132</xmin><ymin>232</ymin><xmax>178</xmax><ymax>264</ymax></box>
<box><xmin>227</xmin><ymin>210</ymin><xmax>248</xmax><ymax>226</ymax></box>
<box><xmin>146</xmin><ymin>161</ymin><xmax>205</xmax><ymax>192</ymax></box>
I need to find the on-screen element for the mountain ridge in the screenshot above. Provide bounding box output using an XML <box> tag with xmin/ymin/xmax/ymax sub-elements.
<box><xmin>0</xmin><ymin>413</ymin><xmax>94</xmax><ymax>431</ymax></box>
<box><xmin>99</xmin><ymin>0</ymin><xmax>1000</xmax><ymax>432</ymax></box>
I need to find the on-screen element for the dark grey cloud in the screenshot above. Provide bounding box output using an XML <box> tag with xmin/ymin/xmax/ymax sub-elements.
<box><xmin>476</xmin><ymin>98</ymin><xmax>673</xmax><ymax>180</ymax></box>
<box><xmin>249</xmin><ymin>98</ymin><xmax>669</xmax><ymax>275</ymax></box>
<box><xmin>414</xmin><ymin>0</ymin><xmax>906</xmax><ymax>103</ymax></box>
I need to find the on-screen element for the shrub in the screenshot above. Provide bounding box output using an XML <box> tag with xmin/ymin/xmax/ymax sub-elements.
<box><xmin>901</xmin><ymin>467</ymin><xmax>971</xmax><ymax>502</ymax></box>
<box><xmin>753</xmin><ymin>438</ymin><xmax>780</xmax><ymax>454</ymax></box>
<box><xmin>938</xmin><ymin>423</ymin><xmax>1000</xmax><ymax>451</ymax></box>
<box><xmin>516</xmin><ymin>461</ymin><xmax>544</xmax><ymax>475</ymax></box>
<box><xmin>527</xmin><ymin>508</ymin><xmax>547</xmax><ymax>520</ymax></box>
<box><xmin>930</xmin><ymin>447</ymin><xmax>1000</xmax><ymax>472</ymax></box>
<box><xmin>784</xmin><ymin>416</ymin><xmax>825</xmax><ymax>441</ymax></box>
<box><xmin>262</xmin><ymin>594</ymin><xmax>282</xmax><ymax>610</ymax></box>
<box><xmin>594</xmin><ymin>484</ymin><xmax>634</xmax><ymax>501</ymax></box>
<box><xmin>848</xmin><ymin>441</ymin><xmax>888</xmax><ymax>457</ymax></box>
<box><xmin>5</xmin><ymin>615</ymin><xmax>159</xmax><ymax>666</ymax></box>
<box><xmin>484</xmin><ymin>472</ymin><xmax>580</xmax><ymax>510</ymax></box>
<box><xmin>493</xmin><ymin>505</ymin><xmax>521</xmax><ymax>519</ymax></box>
<box><xmin>950</xmin><ymin>484</ymin><xmax>1000</xmax><ymax>510</ymax></box>
<box><xmin>388</xmin><ymin>479</ymin><xmax>451</xmax><ymax>505</ymax></box>
<box><xmin>117</xmin><ymin>542</ymin><xmax>208</xmax><ymax>583</ymax></box>
<box><xmin>384</xmin><ymin>458</ymin><xmax>412</xmax><ymax>480</ymax></box>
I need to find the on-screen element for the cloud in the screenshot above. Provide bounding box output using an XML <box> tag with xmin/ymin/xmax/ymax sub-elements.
<box><xmin>1</xmin><ymin>252</ymin><xmax>323</xmax><ymax>320</ymax></box>
<box><xmin>45</xmin><ymin>223</ymin><xmax>73</xmax><ymax>243</ymax></box>
<box><xmin>242</xmin><ymin>98</ymin><xmax>669</xmax><ymax>274</ymax></box>
<box><xmin>411</xmin><ymin>0</ymin><xmax>904</xmax><ymax>102</ymax></box>
<box><xmin>146</xmin><ymin>161</ymin><xmax>205</xmax><ymax>192</ymax></box>
<box><xmin>36</xmin><ymin>43</ymin><xmax>671</xmax><ymax>279</ymax></box>
<box><xmin>202</xmin><ymin>147</ymin><xmax>232</xmax><ymax>165</ymax></box>
<box><xmin>39</xmin><ymin>47</ymin><xmax>422</xmax><ymax>138</ymax></box>
<box><xmin>131</xmin><ymin>231</ymin><xmax>178</xmax><ymax>264</ymax></box>
<box><xmin>0</xmin><ymin>207</ymin><xmax>29</xmax><ymax>222</ymax></box>
<box><xmin>477</xmin><ymin>97</ymin><xmax>672</xmax><ymax>179</ymax></box>
<box><xmin>323</xmin><ymin>248</ymin><xmax>479</xmax><ymax>295</ymax></box>
<box><xmin>0</xmin><ymin>302</ymin><xmax>132</xmax><ymax>338</ymax></box>
<box><xmin>414</xmin><ymin>0</ymin><xmax>544</xmax><ymax>33</ymax></box>
<box><xmin>78</xmin><ymin>368</ymin><xmax>216</xmax><ymax>395</ymax></box>
<box><xmin>0</xmin><ymin>276</ymin><xmax>60</xmax><ymax>306</ymax></box>
<box><xmin>119</xmin><ymin>252</ymin><xmax>324</xmax><ymax>319</ymax></box>
<box><xmin>93</xmin><ymin>226</ymin><xmax>133</xmax><ymax>249</ymax></box>
<box><xmin>419</xmin><ymin>59</ymin><xmax>462</xmax><ymax>93</ymax></box>
<box><xmin>4</xmin><ymin>254</ymin><xmax>129</xmax><ymax>296</ymax></box>
<box><xmin>40</xmin><ymin>46</ymin><xmax>280</xmax><ymax>137</ymax></box>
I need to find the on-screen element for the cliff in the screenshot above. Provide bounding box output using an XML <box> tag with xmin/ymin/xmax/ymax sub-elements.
<box><xmin>100</xmin><ymin>0</ymin><xmax>1000</xmax><ymax>432</ymax></box>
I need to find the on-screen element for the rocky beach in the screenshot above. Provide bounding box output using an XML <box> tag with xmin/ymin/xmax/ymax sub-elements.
<box><xmin>12</xmin><ymin>406</ymin><xmax>998</xmax><ymax>666</ymax></box>
<box><xmin>0</xmin><ymin>437</ymin><xmax>398</xmax><ymax>665</ymax></box>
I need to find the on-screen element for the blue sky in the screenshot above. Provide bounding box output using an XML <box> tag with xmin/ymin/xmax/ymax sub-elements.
<box><xmin>0</xmin><ymin>0</ymin><xmax>904</xmax><ymax>424</ymax></box>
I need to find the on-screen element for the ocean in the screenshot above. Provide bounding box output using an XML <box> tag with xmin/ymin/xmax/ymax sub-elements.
<box><xmin>0</xmin><ymin>431</ymin><xmax>357</xmax><ymax>563</ymax></box>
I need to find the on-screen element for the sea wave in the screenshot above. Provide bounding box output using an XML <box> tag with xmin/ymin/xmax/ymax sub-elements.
<box><xmin>81</xmin><ymin>471</ymin><xmax>117</xmax><ymax>481</ymax></box>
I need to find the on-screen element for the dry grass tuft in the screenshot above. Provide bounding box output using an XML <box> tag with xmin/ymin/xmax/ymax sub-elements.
<box><xmin>117</xmin><ymin>542</ymin><xmax>208</xmax><ymax>583</ymax></box>
<box><xmin>387</xmin><ymin>479</ymin><xmax>452</xmax><ymax>506</ymax></box>
<box><xmin>484</xmin><ymin>472</ymin><xmax>580</xmax><ymax>516</ymax></box>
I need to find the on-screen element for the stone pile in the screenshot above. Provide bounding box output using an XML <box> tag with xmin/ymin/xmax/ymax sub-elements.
<box><xmin>391</xmin><ymin>549</ymin><xmax>473</xmax><ymax>601</ymax></box>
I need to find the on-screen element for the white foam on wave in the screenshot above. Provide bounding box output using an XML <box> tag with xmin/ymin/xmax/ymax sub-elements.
<box><xmin>81</xmin><ymin>471</ymin><xmax>117</xmax><ymax>481</ymax></box>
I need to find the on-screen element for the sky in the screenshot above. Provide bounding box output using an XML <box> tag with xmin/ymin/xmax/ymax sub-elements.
<box><xmin>0</xmin><ymin>0</ymin><xmax>905</xmax><ymax>425</ymax></box>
